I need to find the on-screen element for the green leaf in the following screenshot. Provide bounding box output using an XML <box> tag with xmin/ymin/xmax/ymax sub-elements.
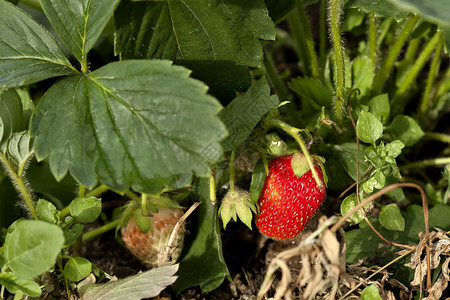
<box><xmin>361</xmin><ymin>284</ymin><xmax>382</xmax><ymax>300</ymax></box>
<box><xmin>386</xmin><ymin>0</ymin><xmax>450</xmax><ymax>27</ymax></box>
<box><xmin>289</xmin><ymin>77</ymin><xmax>334</xmax><ymax>109</ymax></box>
<box><xmin>64</xmin><ymin>257</ymin><xmax>92</xmax><ymax>282</ymax></box>
<box><xmin>64</xmin><ymin>224</ymin><xmax>84</xmax><ymax>246</ymax></box>
<box><xmin>40</xmin><ymin>0</ymin><xmax>120</xmax><ymax>64</ymax></box>
<box><xmin>368</xmin><ymin>94</ymin><xmax>390</xmax><ymax>124</ymax></box>
<box><xmin>30</xmin><ymin>60</ymin><xmax>226</xmax><ymax>193</ymax></box>
<box><xmin>356</xmin><ymin>111</ymin><xmax>383</xmax><ymax>144</ymax></box>
<box><xmin>250</xmin><ymin>159</ymin><xmax>266</xmax><ymax>204</ymax></box>
<box><xmin>219</xmin><ymin>79</ymin><xmax>279</xmax><ymax>152</ymax></box>
<box><xmin>343</xmin><ymin>8</ymin><xmax>366</xmax><ymax>32</ymax></box>
<box><xmin>70</xmin><ymin>196</ymin><xmax>102</xmax><ymax>223</ymax></box>
<box><xmin>36</xmin><ymin>198</ymin><xmax>60</xmax><ymax>224</ymax></box>
<box><xmin>351</xmin><ymin>56</ymin><xmax>375</xmax><ymax>97</ymax></box>
<box><xmin>385</xmin><ymin>140</ymin><xmax>404</xmax><ymax>158</ymax></box>
<box><xmin>345</xmin><ymin>0</ymin><xmax>408</xmax><ymax>20</ymax></box>
<box><xmin>362</xmin><ymin>170</ymin><xmax>386</xmax><ymax>193</ymax></box>
<box><xmin>7</xmin><ymin>131</ymin><xmax>32</xmax><ymax>168</ymax></box>
<box><xmin>172</xmin><ymin>179</ymin><xmax>230</xmax><ymax>293</ymax></box>
<box><xmin>4</xmin><ymin>220</ymin><xmax>64</xmax><ymax>279</ymax></box>
<box><xmin>388</xmin><ymin>115</ymin><xmax>424</xmax><ymax>146</ymax></box>
<box><xmin>114</xmin><ymin>0</ymin><xmax>275</xmax><ymax>101</ymax></box>
<box><xmin>134</xmin><ymin>209</ymin><xmax>152</xmax><ymax>234</ymax></box>
<box><xmin>0</xmin><ymin>89</ymin><xmax>24</xmax><ymax>153</ymax></box>
<box><xmin>0</xmin><ymin>1</ymin><xmax>75</xmax><ymax>88</ymax></box>
<box><xmin>0</xmin><ymin>272</ymin><xmax>41</xmax><ymax>297</ymax></box>
<box><xmin>379</xmin><ymin>203</ymin><xmax>405</xmax><ymax>231</ymax></box>
<box><xmin>78</xmin><ymin>264</ymin><xmax>179</xmax><ymax>300</ymax></box>
<box><xmin>340</xmin><ymin>193</ymin><xmax>364</xmax><ymax>224</ymax></box>
<box><xmin>332</xmin><ymin>143</ymin><xmax>370</xmax><ymax>181</ymax></box>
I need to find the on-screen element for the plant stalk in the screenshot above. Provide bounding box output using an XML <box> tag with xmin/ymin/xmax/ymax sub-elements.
<box><xmin>319</xmin><ymin>0</ymin><xmax>328</xmax><ymax>57</ymax></box>
<box><xmin>229</xmin><ymin>150</ymin><xmax>236</xmax><ymax>194</ymax></box>
<box><xmin>418</xmin><ymin>32</ymin><xmax>443</xmax><ymax>119</ymax></box>
<box><xmin>328</xmin><ymin>0</ymin><xmax>346</xmax><ymax>121</ymax></box>
<box><xmin>0</xmin><ymin>152</ymin><xmax>37</xmax><ymax>219</ymax></box>
<box><xmin>400</xmin><ymin>157</ymin><xmax>450</xmax><ymax>170</ymax></box>
<box><xmin>391</xmin><ymin>30</ymin><xmax>441</xmax><ymax>114</ymax></box>
<box><xmin>209</xmin><ymin>168</ymin><xmax>217</xmax><ymax>205</ymax></box>
<box><xmin>82</xmin><ymin>218</ymin><xmax>121</xmax><ymax>241</ymax></box>
<box><xmin>372</xmin><ymin>15</ymin><xmax>419</xmax><ymax>95</ymax></box>
<box><xmin>263</xmin><ymin>52</ymin><xmax>290</xmax><ymax>101</ymax></box>
<box><xmin>368</xmin><ymin>12</ymin><xmax>377</xmax><ymax>64</ymax></box>
<box><xmin>86</xmin><ymin>184</ymin><xmax>110</xmax><ymax>197</ymax></box>
<box><xmin>295</xmin><ymin>0</ymin><xmax>319</xmax><ymax>78</ymax></box>
<box><xmin>265</xmin><ymin>119</ymin><xmax>323</xmax><ymax>188</ymax></box>
<box><xmin>424</xmin><ymin>131</ymin><xmax>450</xmax><ymax>144</ymax></box>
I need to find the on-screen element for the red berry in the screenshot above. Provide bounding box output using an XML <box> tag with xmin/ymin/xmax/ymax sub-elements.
<box><xmin>121</xmin><ymin>208</ymin><xmax>184</xmax><ymax>268</ymax></box>
<box><xmin>255</xmin><ymin>154</ymin><xmax>326</xmax><ymax>240</ymax></box>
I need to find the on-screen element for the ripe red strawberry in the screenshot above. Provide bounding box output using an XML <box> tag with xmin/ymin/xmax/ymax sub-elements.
<box><xmin>256</xmin><ymin>153</ymin><xmax>326</xmax><ymax>240</ymax></box>
<box><xmin>121</xmin><ymin>208</ymin><xmax>184</xmax><ymax>268</ymax></box>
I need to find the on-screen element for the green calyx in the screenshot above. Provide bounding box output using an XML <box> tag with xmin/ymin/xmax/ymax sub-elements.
<box><xmin>219</xmin><ymin>188</ymin><xmax>257</xmax><ymax>230</ymax></box>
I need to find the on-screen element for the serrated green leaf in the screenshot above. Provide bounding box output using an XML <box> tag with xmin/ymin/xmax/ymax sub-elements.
<box><xmin>361</xmin><ymin>284</ymin><xmax>382</xmax><ymax>300</ymax></box>
<box><xmin>368</xmin><ymin>94</ymin><xmax>390</xmax><ymax>124</ymax></box>
<box><xmin>289</xmin><ymin>77</ymin><xmax>334</xmax><ymax>108</ymax></box>
<box><xmin>114</xmin><ymin>0</ymin><xmax>275</xmax><ymax>101</ymax></box>
<box><xmin>7</xmin><ymin>131</ymin><xmax>32</xmax><ymax>168</ymax></box>
<box><xmin>0</xmin><ymin>1</ymin><xmax>75</xmax><ymax>88</ymax></box>
<box><xmin>386</xmin><ymin>0</ymin><xmax>450</xmax><ymax>26</ymax></box>
<box><xmin>0</xmin><ymin>89</ymin><xmax>24</xmax><ymax>153</ymax></box>
<box><xmin>351</xmin><ymin>56</ymin><xmax>375</xmax><ymax>97</ymax></box>
<box><xmin>172</xmin><ymin>179</ymin><xmax>230</xmax><ymax>293</ymax></box>
<box><xmin>36</xmin><ymin>198</ymin><xmax>60</xmax><ymax>224</ymax></box>
<box><xmin>78</xmin><ymin>264</ymin><xmax>179</xmax><ymax>300</ymax></box>
<box><xmin>0</xmin><ymin>272</ymin><xmax>41</xmax><ymax>297</ymax></box>
<box><xmin>388</xmin><ymin>115</ymin><xmax>424</xmax><ymax>146</ymax></box>
<box><xmin>340</xmin><ymin>193</ymin><xmax>364</xmax><ymax>224</ymax></box>
<box><xmin>64</xmin><ymin>257</ymin><xmax>92</xmax><ymax>282</ymax></box>
<box><xmin>219</xmin><ymin>79</ymin><xmax>279</xmax><ymax>152</ymax></box>
<box><xmin>345</xmin><ymin>0</ymin><xmax>408</xmax><ymax>20</ymax></box>
<box><xmin>4</xmin><ymin>220</ymin><xmax>64</xmax><ymax>279</ymax></box>
<box><xmin>379</xmin><ymin>203</ymin><xmax>405</xmax><ymax>231</ymax></box>
<box><xmin>30</xmin><ymin>60</ymin><xmax>226</xmax><ymax>193</ymax></box>
<box><xmin>357</xmin><ymin>111</ymin><xmax>383</xmax><ymax>144</ymax></box>
<box><xmin>41</xmin><ymin>0</ymin><xmax>120</xmax><ymax>64</ymax></box>
<box><xmin>70</xmin><ymin>196</ymin><xmax>102</xmax><ymax>223</ymax></box>
<box><xmin>250</xmin><ymin>159</ymin><xmax>266</xmax><ymax>204</ymax></box>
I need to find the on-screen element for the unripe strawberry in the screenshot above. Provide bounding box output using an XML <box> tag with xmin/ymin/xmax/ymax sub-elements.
<box><xmin>121</xmin><ymin>208</ymin><xmax>184</xmax><ymax>268</ymax></box>
<box><xmin>256</xmin><ymin>153</ymin><xmax>326</xmax><ymax>240</ymax></box>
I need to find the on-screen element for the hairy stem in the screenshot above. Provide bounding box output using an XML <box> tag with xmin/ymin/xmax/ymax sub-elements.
<box><xmin>86</xmin><ymin>185</ymin><xmax>110</xmax><ymax>197</ymax></box>
<box><xmin>328</xmin><ymin>0</ymin><xmax>346</xmax><ymax>121</ymax></box>
<box><xmin>391</xmin><ymin>30</ymin><xmax>441</xmax><ymax>114</ymax></box>
<box><xmin>209</xmin><ymin>167</ymin><xmax>217</xmax><ymax>205</ymax></box>
<box><xmin>372</xmin><ymin>15</ymin><xmax>419</xmax><ymax>95</ymax></box>
<box><xmin>0</xmin><ymin>152</ymin><xmax>37</xmax><ymax>219</ymax></box>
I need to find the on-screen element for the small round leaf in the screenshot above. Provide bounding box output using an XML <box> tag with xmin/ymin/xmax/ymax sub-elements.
<box><xmin>64</xmin><ymin>257</ymin><xmax>92</xmax><ymax>282</ymax></box>
<box><xmin>356</xmin><ymin>111</ymin><xmax>383</xmax><ymax>144</ymax></box>
<box><xmin>379</xmin><ymin>203</ymin><xmax>405</xmax><ymax>231</ymax></box>
<box><xmin>340</xmin><ymin>193</ymin><xmax>363</xmax><ymax>224</ymax></box>
<box><xmin>69</xmin><ymin>196</ymin><xmax>102</xmax><ymax>223</ymax></box>
<box><xmin>361</xmin><ymin>284</ymin><xmax>382</xmax><ymax>300</ymax></box>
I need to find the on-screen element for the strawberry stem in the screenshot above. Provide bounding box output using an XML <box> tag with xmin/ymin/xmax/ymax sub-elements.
<box><xmin>229</xmin><ymin>149</ymin><xmax>237</xmax><ymax>194</ymax></box>
<box><xmin>209</xmin><ymin>167</ymin><xmax>217</xmax><ymax>205</ymax></box>
<box><xmin>141</xmin><ymin>193</ymin><xmax>149</xmax><ymax>215</ymax></box>
<box><xmin>82</xmin><ymin>218</ymin><xmax>121</xmax><ymax>241</ymax></box>
<box><xmin>265</xmin><ymin>119</ymin><xmax>324</xmax><ymax>188</ymax></box>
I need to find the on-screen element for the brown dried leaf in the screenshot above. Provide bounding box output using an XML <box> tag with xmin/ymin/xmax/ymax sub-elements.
<box><xmin>423</xmin><ymin>257</ymin><xmax>449</xmax><ymax>300</ymax></box>
<box><xmin>321</xmin><ymin>229</ymin><xmax>340</xmax><ymax>266</ymax></box>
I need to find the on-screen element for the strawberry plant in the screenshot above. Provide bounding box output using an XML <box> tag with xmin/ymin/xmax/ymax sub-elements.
<box><xmin>0</xmin><ymin>0</ymin><xmax>450</xmax><ymax>299</ymax></box>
